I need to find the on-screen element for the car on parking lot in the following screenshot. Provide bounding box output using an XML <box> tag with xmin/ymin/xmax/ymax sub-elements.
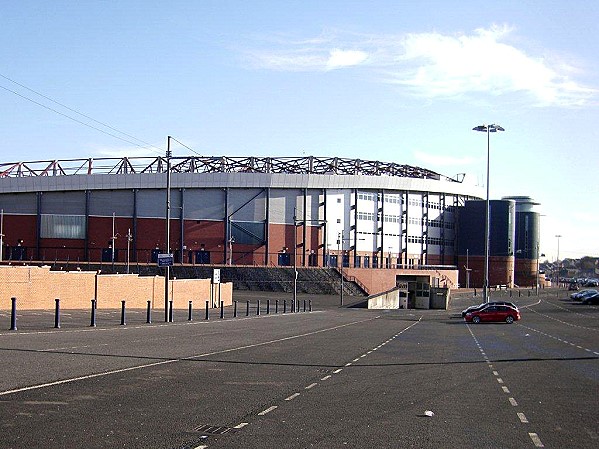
<box><xmin>571</xmin><ymin>289</ymin><xmax>598</xmax><ymax>301</ymax></box>
<box><xmin>464</xmin><ymin>305</ymin><xmax>521</xmax><ymax>324</ymax></box>
<box><xmin>461</xmin><ymin>301</ymin><xmax>518</xmax><ymax>317</ymax></box>
<box><xmin>582</xmin><ymin>291</ymin><xmax>599</xmax><ymax>305</ymax></box>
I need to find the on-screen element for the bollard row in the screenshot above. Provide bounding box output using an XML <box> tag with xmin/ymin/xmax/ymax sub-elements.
<box><xmin>6</xmin><ymin>296</ymin><xmax>314</xmax><ymax>331</ymax></box>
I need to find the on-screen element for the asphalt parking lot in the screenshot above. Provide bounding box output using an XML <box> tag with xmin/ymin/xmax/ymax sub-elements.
<box><xmin>0</xmin><ymin>288</ymin><xmax>597</xmax><ymax>448</ymax></box>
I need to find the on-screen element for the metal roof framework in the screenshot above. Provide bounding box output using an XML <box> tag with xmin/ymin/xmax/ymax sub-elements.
<box><xmin>0</xmin><ymin>155</ymin><xmax>457</xmax><ymax>182</ymax></box>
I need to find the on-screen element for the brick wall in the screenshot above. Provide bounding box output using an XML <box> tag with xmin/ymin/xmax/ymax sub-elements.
<box><xmin>0</xmin><ymin>266</ymin><xmax>232</xmax><ymax>310</ymax></box>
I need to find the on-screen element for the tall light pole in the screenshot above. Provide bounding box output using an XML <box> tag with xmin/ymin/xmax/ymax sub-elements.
<box><xmin>473</xmin><ymin>124</ymin><xmax>505</xmax><ymax>303</ymax></box>
<box><xmin>165</xmin><ymin>137</ymin><xmax>172</xmax><ymax>322</ymax></box>
<box><xmin>555</xmin><ymin>234</ymin><xmax>562</xmax><ymax>288</ymax></box>
<box><xmin>0</xmin><ymin>209</ymin><xmax>4</xmax><ymax>262</ymax></box>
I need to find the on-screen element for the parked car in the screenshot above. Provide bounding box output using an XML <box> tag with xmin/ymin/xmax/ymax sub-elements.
<box><xmin>464</xmin><ymin>305</ymin><xmax>521</xmax><ymax>324</ymax></box>
<box><xmin>582</xmin><ymin>291</ymin><xmax>599</xmax><ymax>305</ymax></box>
<box><xmin>571</xmin><ymin>289</ymin><xmax>598</xmax><ymax>301</ymax></box>
<box><xmin>568</xmin><ymin>283</ymin><xmax>579</xmax><ymax>291</ymax></box>
<box><xmin>461</xmin><ymin>301</ymin><xmax>518</xmax><ymax>318</ymax></box>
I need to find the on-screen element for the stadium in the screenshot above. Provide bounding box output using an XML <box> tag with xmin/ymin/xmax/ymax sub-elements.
<box><xmin>0</xmin><ymin>154</ymin><xmax>539</xmax><ymax>299</ymax></box>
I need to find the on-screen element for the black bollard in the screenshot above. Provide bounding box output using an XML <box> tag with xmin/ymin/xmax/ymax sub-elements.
<box><xmin>234</xmin><ymin>300</ymin><xmax>237</xmax><ymax>318</ymax></box>
<box><xmin>303</xmin><ymin>299</ymin><xmax>306</xmax><ymax>312</ymax></box>
<box><xmin>188</xmin><ymin>300</ymin><xmax>193</xmax><ymax>321</ymax></box>
<box><xmin>283</xmin><ymin>299</ymin><xmax>287</xmax><ymax>314</ymax></box>
<box><xmin>309</xmin><ymin>299</ymin><xmax>312</xmax><ymax>312</ymax></box>
<box><xmin>220</xmin><ymin>301</ymin><xmax>224</xmax><ymax>319</ymax></box>
<box><xmin>205</xmin><ymin>300</ymin><xmax>209</xmax><ymax>320</ymax></box>
<box><xmin>54</xmin><ymin>298</ymin><xmax>61</xmax><ymax>329</ymax></box>
<box><xmin>10</xmin><ymin>297</ymin><xmax>17</xmax><ymax>331</ymax></box>
<box><xmin>528</xmin><ymin>290</ymin><xmax>531</xmax><ymax>297</ymax></box>
<box><xmin>146</xmin><ymin>300</ymin><xmax>152</xmax><ymax>324</ymax></box>
<box><xmin>291</xmin><ymin>298</ymin><xmax>295</xmax><ymax>313</ymax></box>
<box><xmin>257</xmin><ymin>300</ymin><xmax>260</xmax><ymax>316</ymax></box>
<box><xmin>90</xmin><ymin>299</ymin><xmax>97</xmax><ymax>327</ymax></box>
<box><xmin>518</xmin><ymin>290</ymin><xmax>521</xmax><ymax>297</ymax></box>
<box><xmin>474</xmin><ymin>288</ymin><xmax>477</xmax><ymax>296</ymax></box>
<box><xmin>266</xmin><ymin>299</ymin><xmax>270</xmax><ymax>315</ymax></box>
<box><xmin>120</xmin><ymin>300</ymin><xmax>126</xmax><ymax>325</ymax></box>
<box><xmin>275</xmin><ymin>299</ymin><xmax>279</xmax><ymax>314</ymax></box>
<box><xmin>246</xmin><ymin>300</ymin><xmax>250</xmax><ymax>317</ymax></box>
<box><xmin>169</xmin><ymin>300</ymin><xmax>174</xmax><ymax>322</ymax></box>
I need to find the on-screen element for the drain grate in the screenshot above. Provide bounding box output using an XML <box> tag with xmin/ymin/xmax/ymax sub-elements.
<box><xmin>194</xmin><ymin>424</ymin><xmax>232</xmax><ymax>435</ymax></box>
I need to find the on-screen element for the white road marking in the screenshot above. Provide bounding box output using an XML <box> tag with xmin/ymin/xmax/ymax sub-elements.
<box><xmin>517</xmin><ymin>412</ymin><xmax>529</xmax><ymax>423</ymax></box>
<box><xmin>509</xmin><ymin>398</ymin><xmax>518</xmax><ymax>406</ymax></box>
<box><xmin>285</xmin><ymin>393</ymin><xmax>300</xmax><ymax>401</ymax></box>
<box><xmin>258</xmin><ymin>406</ymin><xmax>277</xmax><ymax>416</ymax></box>
<box><xmin>333</xmin><ymin>369</ymin><xmax>342</xmax><ymax>374</ymax></box>
<box><xmin>529</xmin><ymin>433</ymin><xmax>544</xmax><ymax>447</ymax></box>
<box><xmin>233</xmin><ymin>422</ymin><xmax>249</xmax><ymax>429</ymax></box>
<box><xmin>492</xmin><ymin>371</ymin><xmax>499</xmax><ymax>376</ymax></box>
<box><xmin>0</xmin><ymin>316</ymin><xmax>376</xmax><ymax>397</ymax></box>
<box><xmin>321</xmin><ymin>375</ymin><xmax>331</xmax><ymax>381</ymax></box>
<box><xmin>305</xmin><ymin>383</ymin><xmax>317</xmax><ymax>390</ymax></box>
<box><xmin>502</xmin><ymin>386</ymin><xmax>510</xmax><ymax>393</ymax></box>
<box><xmin>497</xmin><ymin>378</ymin><xmax>504</xmax><ymax>384</ymax></box>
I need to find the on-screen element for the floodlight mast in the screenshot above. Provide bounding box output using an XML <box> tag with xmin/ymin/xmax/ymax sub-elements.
<box><xmin>165</xmin><ymin>137</ymin><xmax>172</xmax><ymax>322</ymax></box>
<box><xmin>472</xmin><ymin>124</ymin><xmax>505</xmax><ymax>303</ymax></box>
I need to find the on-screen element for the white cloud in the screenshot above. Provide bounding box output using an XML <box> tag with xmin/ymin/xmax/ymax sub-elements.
<box><xmin>326</xmin><ymin>49</ymin><xmax>368</xmax><ymax>70</ymax></box>
<box><xmin>242</xmin><ymin>25</ymin><xmax>597</xmax><ymax>107</ymax></box>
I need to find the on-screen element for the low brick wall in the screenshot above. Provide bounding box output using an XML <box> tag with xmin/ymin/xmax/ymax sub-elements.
<box><xmin>0</xmin><ymin>265</ymin><xmax>232</xmax><ymax>310</ymax></box>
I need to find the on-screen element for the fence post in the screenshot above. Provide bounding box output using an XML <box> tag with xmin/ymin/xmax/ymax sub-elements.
<box><xmin>120</xmin><ymin>300</ymin><xmax>126</xmax><ymax>325</ymax></box>
<box><xmin>9</xmin><ymin>297</ymin><xmax>17</xmax><ymax>331</ymax></box>
<box><xmin>146</xmin><ymin>300</ymin><xmax>152</xmax><ymax>324</ymax></box>
<box><xmin>54</xmin><ymin>298</ymin><xmax>61</xmax><ymax>329</ymax></box>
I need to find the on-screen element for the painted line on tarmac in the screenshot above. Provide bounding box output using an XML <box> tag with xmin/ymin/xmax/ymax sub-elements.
<box><xmin>258</xmin><ymin>406</ymin><xmax>278</xmax><ymax>416</ymax></box>
<box><xmin>529</xmin><ymin>432</ymin><xmax>545</xmax><ymax>447</ymax></box>
<box><xmin>285</xmin><ymin>393</ymin><xmax>300</xmax><ymax>401</ymax></box>
<box><xmin>519</xmin><ymin>323</ymin><xmax>598</xmax><ymax>354</ymax></box>
<box><xmin>0</xmin><ymin>316</ymin><xmax>377</xmax><ymax>397</ymax></box>
<box><xmin>0</xmin><ymin>310</ymin><xmax>327</xmax><ymax>337</ymax></box>
<box><xmin>467</xmin><ymin>324</ymin><xmax>544</xmax><ymax>448</ymax></box>
<box><xmin>0</xmin><ymin>358</ymin><xmax>178</xmax><ymax>397</ymax></box>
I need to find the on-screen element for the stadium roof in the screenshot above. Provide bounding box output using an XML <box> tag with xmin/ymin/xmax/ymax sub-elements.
<box><xmin>0</xmin><ymin>155</ymin><xmax>461</xmax><ymax>182</ymax></box>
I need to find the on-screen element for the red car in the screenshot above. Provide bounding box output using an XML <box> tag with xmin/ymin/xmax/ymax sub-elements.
<box><xmin>465</xmin><ymin>305</ymin><xmax>521</xmax><ymax>324</ymax></box>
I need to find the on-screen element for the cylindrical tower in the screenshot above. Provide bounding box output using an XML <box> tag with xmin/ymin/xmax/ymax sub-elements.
<box><xmin>503</xmin><ymin>196</ymin><xmax>541</xmax><ymax>287</ymax></box>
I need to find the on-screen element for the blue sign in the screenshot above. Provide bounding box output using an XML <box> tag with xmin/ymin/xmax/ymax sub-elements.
<box><xmin>157</xmin><ymin>253</ymin><xmax>174</xmax><ymax>267</ymax></box>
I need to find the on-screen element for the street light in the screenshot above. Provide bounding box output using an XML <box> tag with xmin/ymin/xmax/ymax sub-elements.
<box><xmin>473</xmin><ymin>123</ymin><xmax>505</xmax><ymax>303</ymax></box>
<box><xmin>555</xmin><ymin>234</ymin><xmax>562</xmax><ymax>288</ymax></box>
<box><xmin>164</xmin><ymin>137</ymin><xmax>172</xmax><ymax>322</ymax></box>
<box><xmin>0</xmin><ymin>209</ymin><xmax>4</xmax><ymax>262</ymax></box>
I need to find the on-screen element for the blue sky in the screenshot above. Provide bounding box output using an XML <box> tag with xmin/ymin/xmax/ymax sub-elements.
<box><xmin>2</xmin><ymin>1</ymin><xmax>597</xmax><ymax>260</ymax></box>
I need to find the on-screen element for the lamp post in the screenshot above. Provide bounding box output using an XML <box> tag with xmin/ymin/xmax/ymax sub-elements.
<box><xmin>555</xmin><ymin>234</ymin><xmax>562</xmax><ymax>288</ymax></box>
<box><xmin>0</xmin><ymin>209</ymin><xmax>4</xmax><ymax>262</ymax></box>
<box><xmin>126</xmin><ymin>228</ymin><xmax>132</xmax><ymax>274</ymax></box>
<box><xmin>473</xmin><ymin>124</ymin><xmax>505</xmax><ymax>303</ymax></box>
<box><xmin>164</xmin><ymin>137</ymin><xmax>172</xmax><ymax>322</ymax></box>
